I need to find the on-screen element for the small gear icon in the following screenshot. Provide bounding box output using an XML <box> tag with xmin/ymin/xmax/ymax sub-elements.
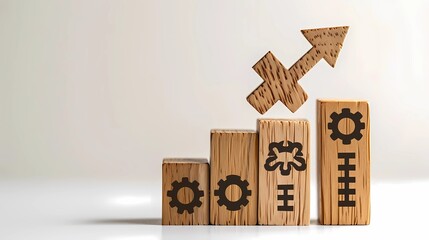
<box><xmin>167</xmin><ymin>177</ymin><xmax>204</xmax><ymax>214</ymax></box>
<box><xmin>214</xmin><ymin>175</ymin><xmax>251</xmax><ymax>211</ymax></box>
<box><xmin>328</xmin><ymin>108</ymin><xmax>365</xmax><ymax>145</ymax></box>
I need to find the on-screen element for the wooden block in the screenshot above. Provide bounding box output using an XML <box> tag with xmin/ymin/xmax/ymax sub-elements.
<box><xmin>258</xmin><ymin>119</ymin><xmax>310</xmax><ymax>225</ymax></box>
<box><xmin>317</xmin><ymin>100</ymin><xmax>370</xmax><ymax>225</ymax></box>
<box><xmin>162</xmin><ymin>158</ymin><xmax>209</xmax><ymax>225</ymax></box>
<box><xmin>210</xmin><ymin>130</ymin><xmax>258</xmax><ymax>225</ymax></box>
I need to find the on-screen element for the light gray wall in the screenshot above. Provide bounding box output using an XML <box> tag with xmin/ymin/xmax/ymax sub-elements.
<box><xmin>1</xmin><ymin>0</ymin><xmax>428</xmax><ymax>181</ymax></box>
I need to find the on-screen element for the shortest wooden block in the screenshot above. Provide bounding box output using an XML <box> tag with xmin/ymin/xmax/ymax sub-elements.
<box><xmin>162</xmin><ymin>158</ymin><xmax>209</xmax><ymax>225</ymax></box>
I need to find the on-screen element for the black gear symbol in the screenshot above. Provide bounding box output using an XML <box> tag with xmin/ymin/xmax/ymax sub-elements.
<box><xmin>167</xmin><ymin>177</ymin><xmax>204</xmax><ymax>214</ymax></box>
<box><xmin>328</xmin><ymin>108</ymin><xmax>365</xmax><ymax>145</ymax></box>
<box><xmin>214</xmin><ymin>175</ymin><xmax>251</xmax><ymax>211</ymax></box>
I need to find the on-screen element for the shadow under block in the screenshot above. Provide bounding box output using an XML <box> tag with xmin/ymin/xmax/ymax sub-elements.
<box><xmin>317</xmin><ymin>100</ymin><xmax>370</xmax><ymax>225</ymax></box>
<box><xmin>258</xmin><ymin>119</ymin><xmax>310</xmax><ymax>225</ymax></box>
<box><xmin>162</xmin><ymin>159</ymin><xmax>209</xmax><ymax>225</ymax></box>
<box><xmin>210</xmin><ymin>130</ymin><xmax>258</xmax><ymax>225</ymax></box>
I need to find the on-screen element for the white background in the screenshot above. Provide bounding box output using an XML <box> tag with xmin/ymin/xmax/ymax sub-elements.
<box><xmin>1</xmin><ymin>0</ymin><xmax>429</xmax><ymax>239</ymax></box>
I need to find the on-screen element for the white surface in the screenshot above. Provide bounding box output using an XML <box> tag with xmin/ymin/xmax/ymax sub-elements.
<box><xmin>1</xmin><ymin>179</ymin><xmax>427</xmax><ymax>239</ymax></box>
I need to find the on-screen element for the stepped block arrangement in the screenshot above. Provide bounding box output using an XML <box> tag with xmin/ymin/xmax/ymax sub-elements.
<box><xmin>161</xmin><ymin>26</ymin><xmax>371</xmax><ymax>226</ymax></box>
<box><xmin>317</xmin><ymin>100</ymin><xmax>370</xmax><ymax>225</ymax></box>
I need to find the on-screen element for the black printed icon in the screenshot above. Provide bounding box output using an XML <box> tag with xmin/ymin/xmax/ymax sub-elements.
<box><xmin>214</xmin><ymin>175</ymin><xmax>251</xmax><ymax>211</ymax></box>
<box><xmin>264</xmin><ymin>141</ymin><xmax>307</xmax><ymax>176</ymax></box>
<box><xmin>167</xmin><ymin>177</ymin><xmax>204</xmax><ymax>214</ymax></box>
<box><xmin>277</xmin><ymin>184</ymin><xmax>294</xmax><ymax>211</ymax></box>
<box><xmin>338</xmin><ymin>152</ymin><xmax>356</xmax><ymax>207</ymax></box>
<box><xmin>328</xmin><ymin>108</ymin><xmax>365</xmax><ymax>145</ymax></box>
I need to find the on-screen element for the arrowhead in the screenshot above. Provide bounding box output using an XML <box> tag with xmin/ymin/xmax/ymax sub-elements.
<box><xmin>301</xmin><ymin>26</ymin><xmax>349</xmax><ymax>67</ymax></box>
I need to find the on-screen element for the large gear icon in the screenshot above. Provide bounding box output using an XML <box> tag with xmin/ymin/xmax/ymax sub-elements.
<box><xmin>328</xmin><ymin>108</ymin><xmax>365</xmax><ymax>145</ymax></box>
<box><xmin>214</xmin><ymin>175</ymin><xmax>251</xmax><ymax>211</ymax></box>
<box><xmin>167</xmin><ymin>177</ymin><xmax>203</xmax><ymax>214</ymax></box>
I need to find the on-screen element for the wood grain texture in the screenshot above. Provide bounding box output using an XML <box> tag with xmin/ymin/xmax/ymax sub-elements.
<box><xmin>248</xmin><ymin>52</ymin><xmax>308</xmax><ymax>114</ymax></box>
<box><xmin>210</xmin><ymin>130</ymin><xmax>258</xmax><ymax>225</ymax></box>
<box><xmin>298</xmin><ymin>26</ymin><xmax>349</xmax><ymax>68</ymax></box>
<box><xmin>317</xmin><ymin>100</ymin><xmax>370</xmax><ymax>225</ymax></box>
<box><xmin>258</xmin><ymin>119</ymin><xmax>310</xmax><ymax>225</ymax></box>
<box><xmin>247</xmin><ymin>26</ymin><xmax>349</xmax><ymax>114</ymax></box>
<box><xmin>162</xmin><ymin>158</ymin><xmax>209</xmax><ymax>225</ymax></box>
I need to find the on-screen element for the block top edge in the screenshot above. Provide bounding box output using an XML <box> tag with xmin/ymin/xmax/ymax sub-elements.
<box><xmin>163</xmin><ymin>158</ymin><xmax>208</xmax><ymax>164</ymax></box>
<box><xmin>317</xmin><ymin>99</ymin><xmax>368</xmax><ymax>103</ymax></box>
<box><xmin>257</xmin><ymin>118</ymin><xmax>309</xmax><ymax>123</ymax></box>
<box><xmin>210</xmin><ymin>129</ymin><xmax>256</xmax><ymax>134</ymax></box>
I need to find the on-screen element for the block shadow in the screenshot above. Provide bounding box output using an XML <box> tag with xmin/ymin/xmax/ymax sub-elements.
<box><xmin>75</xmin><ymin>218</ymin><xmax>162</xmax><ymax>225</ymax></box>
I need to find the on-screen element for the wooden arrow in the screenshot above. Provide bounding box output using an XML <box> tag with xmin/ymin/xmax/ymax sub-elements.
<box><xmin>247</xmin><ymin>26</ymin><xmax>349</xmax><ymax>114</ymax></box>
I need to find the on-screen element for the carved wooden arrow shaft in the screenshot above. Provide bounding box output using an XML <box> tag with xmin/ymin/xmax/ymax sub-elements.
<box><xmin>247</xmin><ymin>26</ymin><xmax>349</xmax><ymax>114</ymax></box>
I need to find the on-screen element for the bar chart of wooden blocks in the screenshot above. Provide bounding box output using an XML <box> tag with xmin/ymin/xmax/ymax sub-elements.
<box><xmin>161</xmin><ymin>26</ymin><xmax>371</xmax><ymax>227</ymax></box>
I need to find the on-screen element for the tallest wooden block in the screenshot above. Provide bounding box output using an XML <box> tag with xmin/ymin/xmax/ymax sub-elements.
<box><xmin>318</xmin><ymin>100</ymin><xmax>370</xmax><ymax>225</ymax></box>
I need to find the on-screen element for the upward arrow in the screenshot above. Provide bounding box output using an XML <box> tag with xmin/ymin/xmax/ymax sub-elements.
<box><xmin>247</xmin><ymin>26</ymin><xmax>349</xmax><ymax>114</ymax></box>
